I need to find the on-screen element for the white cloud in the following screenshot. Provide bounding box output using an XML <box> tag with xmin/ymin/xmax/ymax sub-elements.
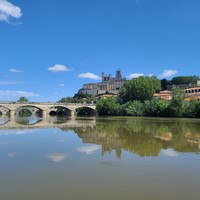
<box><xmin>77</xmin><ymin>72</ymin><xmax>101</xmax><ymax>80</ymax></box>
<box><xmin>48</xmin><ymin>64</ymin><xmax>72</xmax><ymax>73</ymax></box>
<box><xmin>127</xmin><ymin>73</ymin><xmax>144</xmax><ymax>79</ymax></box>
<box><xmin>0</xmin><ymin>90</ymin><xmax>39</xmax><ymax>97</ymax></box>
<box><xmin>159</xmin><ymin>70</ymin><xmax>178</xmax><ymax>79</ymax></box>
<box><xmin>0</xmin><ymin>81</ymin><xmax>25</xmax><ymax>85</ymax></box>
<box><xmin>47</xmin><ymin>153</ymin><xmax>68</xmax><ymax>162</ymax></box>
<box><xmin>77</xmin><ymin>145</ymin><xmax>101</xmax><ymax>155</ymax></box>
<box><xmin>59</xmin><ymin>83</ymin><xmax>65</xmax><ymax>87</ymax></box>
<box><xmin>0</xmin><ymin>0</ymin><xmax>22</xmax><ymax>22</ymax></box>
<box><xmin>10</xmin><ymin>68</ymin><xmax>23</xmax><ymax>73</ymax></box>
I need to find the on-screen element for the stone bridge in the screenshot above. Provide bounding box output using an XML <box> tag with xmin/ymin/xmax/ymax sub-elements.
<box><xmin>0</xmin><ymin>102</ymin><xmax>96</xmax><ymax>118</ymax></box>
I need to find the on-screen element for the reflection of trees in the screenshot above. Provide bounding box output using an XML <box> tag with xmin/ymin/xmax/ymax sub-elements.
<box><xmin>65</xmin><ymin>117</ymin><xmax>200</xmax><ymax>158</ymax></box>
<box><xmin>95</xmin><ymin>119</ymin><xmax>163</xmax><ymax>157</ymax></box>
<box><xmin>19</xmin><ymin>109</ymin><xmax>32</xmax><ymax>117</ymax></box>
<box><xmin>119</xmin><ymin>133</ymin><xmax>162</xmax><ymax>157</ymax></box>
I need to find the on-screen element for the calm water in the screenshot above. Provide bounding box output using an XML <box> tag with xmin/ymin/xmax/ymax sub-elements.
<box><xmin>0</xmin><ymin>116</ymin><xmax>200</xmax><ymax>200</ymax></box>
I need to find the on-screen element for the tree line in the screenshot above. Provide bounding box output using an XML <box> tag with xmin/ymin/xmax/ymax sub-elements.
<box><xmin>161</xmin><ymin>75</ymin><xmax>199</xmax><ymax>90</ymax></box>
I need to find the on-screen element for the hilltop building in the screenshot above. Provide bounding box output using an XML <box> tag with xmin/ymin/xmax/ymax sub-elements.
<box><xmin>78</xmin><ymin>69</ymin><xmax>126</xmax><ymax>96</ymax></box>
<box><xmin>153</xmin><ymin>90</ymin><xmax>172</xmax><ymax>100</ymax></box>
<box><xmin>184</xmin><ymin>87</ymin><xmax>200</xmax><ymax>102</ymax></box>
<box><xmin>153</xmin><ymin>87</ymin><xmax>200</xmax><ymax>102</ymax></box>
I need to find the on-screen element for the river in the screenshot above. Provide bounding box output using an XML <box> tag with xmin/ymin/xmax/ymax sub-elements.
<box><xmin>0</xmin><ymin>116</ymin><xmax>200</xmax><ymax>200</ymax></box>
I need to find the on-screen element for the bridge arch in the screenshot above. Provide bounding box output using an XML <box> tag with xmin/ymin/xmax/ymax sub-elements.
<box><xmin>48</xmin><ymin>106</ymin><xmax>73</xmax><ymax>116</ymax></box>
<box><xmin>15</xmin><ymin>105</ymin><xmax>42</xmax><ymax>117</ymax></box>
<box><xmin>14</xmin><ymin>105</ymin><xmax>43</xmax><ymax>117</ymax></box>
<box><xmin>75</xmin><ymin>106</ymin><xmax>97</xmax><ymax>116</ymax></box>
<box><xmin>0</xmin><ymin>106</ymin><xmax>10</xmax><ymax>117</ymax></box>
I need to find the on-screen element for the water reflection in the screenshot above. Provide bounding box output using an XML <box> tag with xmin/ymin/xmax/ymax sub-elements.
<box><xmin>77</xmin><ymin>145</ymin><xmax>101</xmax><ymax>155</ymax></box>
<box><xmin>67</xmin><ymin>117</ymin><xmax>200</xmax><ymax>158</ymax></box>
<box><xmin>161</xmin><ymin>148</ymin><xmax>179</xmax><ymax>157</ymax></box>
<box><xmin>0</xmin><ymin>117</ymin><xmax>200</xmax><ymax>200</ymax></box>
<box><xmin>0</xmin><ymin>116</ymin><xmax>200</xmax><ymax>158</ymax></box>
<box><xmin>0</xmin><ymin>117</ymin><xmax>9</xmax><ymax>125</ymax></box>
<box><xmin>47</xmin><ymin>153</ymin><xmax>69</xmax><ymax>162</ymax></box>
<box><xmin>0</xmin><ymin>116</ymin><xmax>96</xmax><ymax>129</ymax></box>
<box><xmin>15</xmin><ymin>117</ymin><xmax>42</xmax><ymax>125</ymax></box>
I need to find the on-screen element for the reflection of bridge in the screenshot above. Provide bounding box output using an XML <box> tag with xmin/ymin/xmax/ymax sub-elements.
<box><xmin>0</xmin><ymin>102</ymin><xmax>96</xmax><ymax>118</ymax></box>
<box><xmin>0</xmin><ymin>117</ymin><xmax>96</xmax><ymax>129</ymax></box>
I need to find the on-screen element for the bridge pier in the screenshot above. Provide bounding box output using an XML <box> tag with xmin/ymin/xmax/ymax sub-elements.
<box><xmin>9</xmin><ymin>110</ymin><xmax>15</xmax><ymax>119</ymax></box>
<box><xmin>42</xmin><ymin>110</ymin><xmax>48</xmax><ymax>118</ymax></box>
<box><xmin>70</xmin><ymin>110</ymin><xmax>75</xmax><ymax>118</ymax></box>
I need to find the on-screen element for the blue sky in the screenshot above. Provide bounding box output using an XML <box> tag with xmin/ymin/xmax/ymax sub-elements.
<box><xmin>0</xmin><ymin>0</ymin><xmax>200</xmax><ymax>102</ymax></box>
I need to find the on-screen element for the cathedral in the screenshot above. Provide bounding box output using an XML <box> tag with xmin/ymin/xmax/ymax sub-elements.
<box><xmin>78</xmin><ymin>69</ymin><xmax>126</xmax><ymax>95</ymax></box>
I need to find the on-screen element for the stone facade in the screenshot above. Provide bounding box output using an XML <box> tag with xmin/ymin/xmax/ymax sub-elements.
<box><xmin>153</xmin><ymin>90</ymin><xmax>172</xmax><ymax>100</ymax></box>
<box><xmin>184</xmin><ymin>87</ymin><xmax>200</xmax><ymax>102</ymax></box>
<box><xmin>78</xmin><ymin>69</ymin><xmax>126</xmax><ymax>95</ymax></box>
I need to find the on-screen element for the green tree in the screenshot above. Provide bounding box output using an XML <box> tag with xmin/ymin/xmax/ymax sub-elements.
<box><xmin>171</xmin><ymin>76</ymin><xmax>199</xmax><ymax>85</ymax></box>
<box><xmin>96</xmin><ymin>97</ymin><xmax>122</xmax><ymax>116</ymax></box>
<box><xmin>59</xmin><ymin>93</ymin><xmax>96</xmax><ymax>104</ymax></box>
<box><xmin>182</xmin><ymin>99</ymin><xmax>199</xmax><ymax>118</ymax></box>
<box><xmin>166</xmin><ymin>88</ymin><xmax>185</xmax><ymax>117</ymax></box>
<box><xmin>195</xmin><ymin>102</ymin><xmax>200</xmax><ymax>117</ymax></box>
<box><xmin>125</xmin><ymin>100</ymin><xmax>144</xmax><ymax>116</ymax></box>
<box><xmin>59</xmin><ymin>97</ymin><xmax>77</xmax><ymax>103</ymax></box>
<box><xmin>144</xmin><ymin>98</ymin><xmax>169</xmax><ymax>117</ymax></box>
<box><xmin>161</xmin><ymin>79</ymin><xmax>170</xmax><ymax>90</ymax></box>
<box><xmin>19</xmin><ymin>109</ymin><xmax>32</xmax><ymax>117</ymax></box>
<box><xmin>119</xmin><ymin>76</ymin><xmax>161</xmax><ymax>103</ymax></box>
<box><xmin>18</xmin><ymin>97</ymin><xmax>28</xmax><ymax>102</ymax></box>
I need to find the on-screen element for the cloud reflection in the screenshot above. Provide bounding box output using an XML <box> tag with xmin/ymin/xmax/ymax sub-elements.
<box><xmin>77</xmin><ymin>145</ymin><xmax>100</xmax><ymax>155</ymax></box>
<box><xmin>99</xmin><ymin>161</ymin><xmax>122</xmax><ymax>168</ymax></box>
<box><xmin>8</xmin><ymin>152</ymin><xmax>17</xmax><ymax>158</ymax></box>
<box><xmin>0</xmin><ymin>129</ymin><xmax>35</xmax><ymax>135</ymax></box>
<box><xmin>47</xmin><ymin>153</ymin><xmax>68</xmax><ymax>162</ymax></box>
<box><xmin>161</xmin><ymin>148</ymin><xmax>179</xmax><ymax>157</ymax></box>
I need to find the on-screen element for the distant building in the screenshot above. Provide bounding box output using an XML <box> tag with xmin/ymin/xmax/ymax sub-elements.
<box><xmin>184</xmin><ymin>87</ymin><xmax>200</xmax><ymax>97</ymax></box>
<box><xmin>78</xmin><ymin>69</ymin><xmax>126</xmax><ymax>96</ymax></box>
<box><xmin>184</xmin><ymin>87</ymin><xmax>200</xmax><ymax>102</ymax></box>
<box><xmin>96</xmin><ymin>93</ymin><xmax>118</xmax><ymax>102</ymax></box>
<box><xmin>184</xmin><ymin>96</ymin><xmax>200</xmax><ymax>102</ymax></box>
<box><xmin>154</xmin><ymin>87</ymin><xmax>200</xmax><ymax>102</ymax></box>
<box><xmin>153</xmin><ymin>90</ymin><xmax>172</xmax><ymax>100</ymax></box>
